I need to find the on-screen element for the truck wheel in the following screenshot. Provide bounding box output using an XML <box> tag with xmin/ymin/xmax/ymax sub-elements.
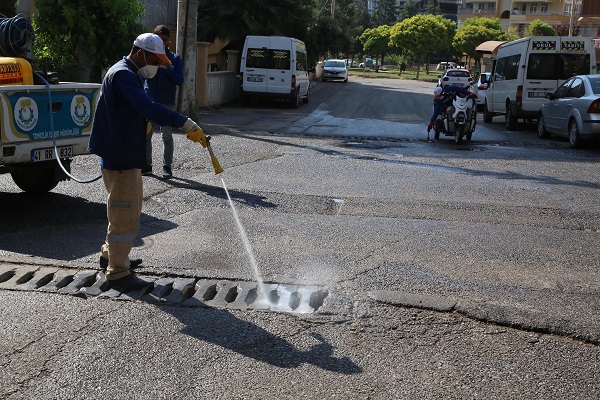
<box><xmin>505</xmin><ymin>103</ymin><xmax>517</xmax><ymax>130</ymax></box>
<box><xmin>483</xmin><ymin>101</ymin><xmax>493</xmax><ymax>123</ymax></box>
<box><xmin>11</xmin><ymin>167</ymin><xmax>60</xmax><ymax>193</ymax></box>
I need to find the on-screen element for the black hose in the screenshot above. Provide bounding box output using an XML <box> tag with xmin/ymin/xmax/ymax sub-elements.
<box><xmin>0</xmin><ymin>15</ymin><xmax>34</xmax><ymax>58</ymax></box>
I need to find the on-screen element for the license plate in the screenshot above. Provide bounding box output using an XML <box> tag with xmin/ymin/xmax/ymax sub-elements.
<box><xmin>247</xmin><ymin>76</ymin><xmax>263</xmax><ymax>82</ymax></box>
<box><xmin>31</xmin><ymin>146</ymin><xmax>73</xmax><ymax>162</ymax></box>
<box><xmin>528</xmin><ymin>92</ymin><xmax>547</xmax><ymax>98</ymax></box>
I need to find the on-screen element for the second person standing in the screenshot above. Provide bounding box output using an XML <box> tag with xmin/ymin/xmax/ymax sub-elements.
<box><xmin>144</xmin><ymin>24</ymin><xmax>183</xmax><ymax>179</ymax></box>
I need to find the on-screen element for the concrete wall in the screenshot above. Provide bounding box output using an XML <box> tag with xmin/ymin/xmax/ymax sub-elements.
<box><xmin>205</xmin><ymin>71</ymin><xmax>240</xmax><ymax>107</ymax></box>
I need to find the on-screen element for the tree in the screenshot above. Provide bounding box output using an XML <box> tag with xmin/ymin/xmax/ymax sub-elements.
<box><xmin>398</xmin><ymin>0</ymin><xmax>419</xmax><ymax>21</ymax></box>
<box><xmin>372</xmin><ymin>0</ymin><xmax>398</xmax><ymax>26</ymax></box>
<box><xmin>359</xmin><ymin>25</ymin><xmax>391</xmax><ymax>69</ymax></box>
<box><xmin>453</xmin><ymin>17</ymin><xmax>506</xmax><ymax>69</ymax></box>
<box><xmin>526</xmin><ymin>19</ymin><xmax>556</xmax><ymax>36</ymax></box>
<box><xmin>197</xmin><ymin>0</ymin><xmax>314</xmax><ymax>54</ymax></box>
<box><xmin>33</xmin><ymin>0</ymin><xmax>144</xmax><ymax>82</ymax></box>
<box><xmin>424</xmin><ymin>0</ymin><xmax>442</xmax><ymax>15</ymax></box>
<box><xmin>389</xmin><ymin>14</ymin><xmax>455</xmax><ymax>78</ymax></box>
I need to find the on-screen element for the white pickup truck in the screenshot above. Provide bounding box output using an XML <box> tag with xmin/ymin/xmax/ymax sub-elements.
<box><xmin>0</xmin><ymin>56</ymin><xmax>100</xmax><ymax>193</ymax></box>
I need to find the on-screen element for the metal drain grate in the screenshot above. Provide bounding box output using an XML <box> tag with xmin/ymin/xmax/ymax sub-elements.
<box><xmin>0</xmin><ymin>264</ymin><xmax>328</xmax><ymax>313</ymax></box>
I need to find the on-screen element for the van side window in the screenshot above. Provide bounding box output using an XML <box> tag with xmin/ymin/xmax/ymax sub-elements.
<box><xmin>495</xmin><ymin>54</ymin><xmax>520</xmax><ymax>80</ymax></box>
<box><xmin>246</xmin><ymin>48</ymin><xmax>291</xmax><ymax>70</ymax></box>
<box><xmin>296</xmin><ymin>51</ymin><xmax>307</xmax><ymax>72</ymax></box>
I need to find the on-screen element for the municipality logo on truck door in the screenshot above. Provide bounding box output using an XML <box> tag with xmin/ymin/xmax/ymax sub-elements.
<box><xmin>70</xmin><ymin>95</ymin><xmax>91</xmax><ymax>126</ymax></box>
<box><xmin>14</xmin><ymin>96</ymin><xmax>38</xmax><ymax>131</ymax></box>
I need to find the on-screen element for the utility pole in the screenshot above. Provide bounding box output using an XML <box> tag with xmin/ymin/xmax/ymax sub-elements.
<box><xmin>176</xmin><ymin>0</ymin><xmax>198</xmax><ymax>116</ymax></box>
<box><xmin>569</xmin><ymin>0</ymin><xmax>578</xmax><ymax>37</ymax></box>
<box><xmin>331</xmin><ymin>0</ymin><xmax>335</xmax><ymax>18</ymax></box>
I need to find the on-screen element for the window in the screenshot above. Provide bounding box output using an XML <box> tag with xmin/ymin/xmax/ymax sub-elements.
<box><xmin>589</xmin><ymin>77</ymin><xmax>600</xmax><ymax>95</ymax></box>
<box><xmin>554</xmin><ymin>79</ymin><xmax>572</xmax><ymax>99</ymax></box>
<box><xmin>296</xmin><ymin>51</ymin><xmax>307</xmax><ymax>72</ymax></box>
<box><xmin>530</xmin><ymin>3</ymin><xmax>537</xmax><ymax>13</ymax></box>
<box><xmin>246</xmin><ymin>48</ymin><xmax>291</xmax><ymax>70</ymax></box>
<box><xmin>495</xmin><ymin>54</ymin><xmax>521</xmax><ymax>81</ymax></box>
<box><xmin>566</xmin><ymin>78</ymin><xmax>584</xmax><ymax>98</ymax></box>
<box><xmin>527</xmin><ymin>53</ymin><xmax>591</xmax><ymax>80</ymax></box>
<box><xmin>541</xmin><ymin>3</ymin><xmax>548</xmax><ymax>13</ymax></box>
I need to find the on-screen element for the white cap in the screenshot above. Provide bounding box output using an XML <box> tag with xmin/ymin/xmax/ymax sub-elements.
<box><xmin>133</xmin><ymin>33</ymin><xmax>171</xmax><ymax>65</ymax></box>
<box><xmin>434</xmin><ymin>86</ymin><xmax>443</xmax><ymax>95</ymax></box>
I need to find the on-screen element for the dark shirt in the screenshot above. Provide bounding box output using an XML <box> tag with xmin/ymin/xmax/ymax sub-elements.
<box><xmin>145</xmin><ymin>48</ymin><xmax>183</xmax><ymax>105</ymax></box>
<box><xmin>89</xmin><ymin>58</ymin><xmax>187</xmax><ymax>170</ymax></box>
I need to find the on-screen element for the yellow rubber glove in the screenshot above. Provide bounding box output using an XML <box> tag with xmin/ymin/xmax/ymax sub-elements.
<box><xmin>182</xmin><ymin>118</ymin><xmax>208</xmax><ymax>148</ymax></box>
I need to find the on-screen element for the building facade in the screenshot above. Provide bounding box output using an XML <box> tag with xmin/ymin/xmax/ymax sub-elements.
<box><xmin>457</xmin><ymin>0</ymin><xmax>599</xmax><ymax>39</ymax></box>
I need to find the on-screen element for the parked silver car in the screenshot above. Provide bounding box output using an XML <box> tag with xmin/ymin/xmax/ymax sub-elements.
<box><xmin>322</xmin><ymin>59</ymin><xmax>348</xmax><ymax>82</ymax></box>
<box><xmin>537</xmin><ymin>74</ymin><xmax>600</xmax><ymax>148</ymax></box>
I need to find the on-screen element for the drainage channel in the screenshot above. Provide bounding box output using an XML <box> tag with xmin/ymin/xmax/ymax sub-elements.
<box><xmin>0</xmin><ymin>264</ymin><xmax>328</xmax><ymax>314</ymax></box>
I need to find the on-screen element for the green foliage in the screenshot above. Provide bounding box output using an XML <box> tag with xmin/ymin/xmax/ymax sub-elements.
<box><xmin>453</xmin><ymin>17</ymin><xmax>506</xmax><ymax>59</ymax></box>
<box><xmin>398</xmin><ymin>1</ymin><xmax>418</xmax><ymax>21</ymax></box>
<box><xmin>390</xmin><ymin>15</ymin><xmax>455</xmax><ymax>57</ymax></box>
<box><xmin>197</xmin><ymin>0</ymin><xmax>314</xmax><ymax>52</ymax></box>
<box><xmin>32</xmin><ymin>0</ymin><xmax>144</xmax><ymax>82</ymax></box>
<box><xmin>423</xmin><ymin>0</ymin><xmax>442</xmax><ymax>16</ymax></box>
<box><xmin>506</xmin><ymin>27</ymin><xmax>520</xmax><ymax>41</ymax></box>
<box><xmin>526</xmin><ymin>19</ymin><xmax>556</xmax><ymax>36</ymax></box>
<box><xmin>359</xmin><ymin>25</ymin><xmax>391</xmax><ymax>55</ymax></box>
<box><xmin>372</xmin><ymin>0</ymin><xmax>398</xmax><ymax>26</ymax></box>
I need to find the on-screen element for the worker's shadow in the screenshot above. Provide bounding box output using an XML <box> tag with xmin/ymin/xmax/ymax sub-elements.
<box><xmin>158</xmin><ymin>305</ymin><xmax>362</xmax><ymax>374</ymax></box>
<box><xmin>149</xmin><ymin>175</ymin><xmax>277</xmax><ymax>209</ymax></box>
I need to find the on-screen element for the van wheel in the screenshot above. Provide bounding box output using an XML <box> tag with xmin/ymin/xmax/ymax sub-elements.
<box><xmin>302</xmin><ymin>87</ymin><xmax>310</xmax><ymax>104</ymax></box>
<box><xmin>505</xmin><ymin>103</ymin><xmax>517</xmax><ymax>130</ymax></box>
<box><xmin>537</xmin><ymin>114</ymin><xmax>550</xmax><ymax>138</ymax></box>
<box><xmin>569</xmin><ymin>120</ymin><xmax>583</xmax><ymax>148</ymax></box>
<box><xmin>291</xmin><ymin>88</ymin><xmax>300</xmax><ymax>108</ymax></box>
<box><xmin>483</xmin><ymin>101</ymin><xmax>493</xmax><ymax>123</ymax></box>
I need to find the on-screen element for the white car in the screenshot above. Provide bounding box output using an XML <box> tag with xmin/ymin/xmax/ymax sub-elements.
<box><xmin>476</xmin><ymin>72</ymin><xmax>491</xmax><ymax>107</ymax></box>
<box><xmin>322</xmin><ymin>59</ymin><xmax>348</xmax><ymax>82</ymax></box>
<box><xmin>438</xmin><ymin>68</ymin><xmax>473</xmax><ymax>89</ymax></box>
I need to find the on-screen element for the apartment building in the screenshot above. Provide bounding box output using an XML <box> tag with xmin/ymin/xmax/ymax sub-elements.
<box><xmin>458</xmin><ymin>0</ymin><xmax>599</xmax><ymax>38</ymax></box>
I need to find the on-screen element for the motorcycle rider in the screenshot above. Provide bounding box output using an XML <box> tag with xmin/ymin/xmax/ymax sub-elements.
<box><xmin>427</xmin><ymin>84</ymin><xmax>476</xmax><ymax>133</ymax></box>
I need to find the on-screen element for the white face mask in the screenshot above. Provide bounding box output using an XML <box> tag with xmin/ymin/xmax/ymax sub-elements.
<box><xmin>137</xmin><ymin>52</ymin><xmax>159</xmax><ymax>79</ymax></box>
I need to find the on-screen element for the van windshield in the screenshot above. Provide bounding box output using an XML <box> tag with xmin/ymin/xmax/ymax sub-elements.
<box><xmin>527</xmin><ymin>53</ymin><xmax>591</xmax><ymax>80</ymax></box>
<box><xmin>246</xmin><ymin>48</ymin><xmax>291</xmax><ymax>70</ymax></box>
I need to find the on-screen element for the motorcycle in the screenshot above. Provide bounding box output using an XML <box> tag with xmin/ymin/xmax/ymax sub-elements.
<box><xmin>432</xmin><ymin>87</ymin><xmax>477</xmax><ymax>144</ymax></box>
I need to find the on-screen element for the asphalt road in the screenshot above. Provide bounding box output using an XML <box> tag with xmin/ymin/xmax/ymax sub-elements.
<box><xmin>1</xmin><ymin>77</ymin><xmax>599</xmax><ymax>398</ymax></box>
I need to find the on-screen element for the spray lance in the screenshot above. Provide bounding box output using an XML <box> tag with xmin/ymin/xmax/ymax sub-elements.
<box><xmin>203</xmin><ymin>135</ymin><xmax>224</xmax><ymax>174</ymax></box>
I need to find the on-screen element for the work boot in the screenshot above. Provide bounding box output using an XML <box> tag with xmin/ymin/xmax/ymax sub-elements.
<box><xmin>99</xmin><ymin>256</ymin><xmax>143</xmax><ymax>272</ymax></box>
<box><xmin>162</xmin><ymin>165</ymin><xmax>172</xmax><ymax>179</ymax></box>
<box><xmin>141</xmin><ymin>165</ymin><xmax>153</xmax><ymax>176</ymax></box>
<box><xmin>107</xmin><ymin>275</ymin><xmax>153</xmax><ymax>292</ymax></box>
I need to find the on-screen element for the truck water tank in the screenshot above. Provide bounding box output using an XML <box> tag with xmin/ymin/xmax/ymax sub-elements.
<box><xmin>0</xmin><ymin>57</ymin><xmax>33</xmax><ymax>85</ymax></box>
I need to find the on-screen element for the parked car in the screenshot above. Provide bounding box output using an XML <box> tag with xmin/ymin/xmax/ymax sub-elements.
<box><xmin>438</xmin><ymin>68</ymin><xmax>473</xmax><ymax>89</ymax></box>
<box><xmin>436</xmin><ymin>61</ymin><xmax>457</xmax><ymax>71</ymax></box>
<box><xmin>322</xmin><ymin>59</ymin><xmax>348</xmax><ymax>82</ymax></box>
<box><xmin>476</xmin><ymin>72</ymin><xmax>492</xmax><ymax>107</ymax></box>
<box><xmin>537</xmin><ymin>74</ymin><xmax>600</xmax><ymax>148</ymax></box>
<box><xmin>359</xmin><ymin>58</ymin><xmax>375</xmax><ymax>68</ymax></box>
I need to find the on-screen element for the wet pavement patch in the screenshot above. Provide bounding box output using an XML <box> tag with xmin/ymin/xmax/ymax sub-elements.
<box><xmin>0</xmin><ymin>263</ymin><xmax>328</xmax><ymax>313</ymax></box>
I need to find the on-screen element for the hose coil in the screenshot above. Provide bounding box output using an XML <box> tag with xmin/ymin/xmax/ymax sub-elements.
<box><xmin>0</xmin><ymin>15</ymin><xmax>34</xmax><ymax>58</ymax></box>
